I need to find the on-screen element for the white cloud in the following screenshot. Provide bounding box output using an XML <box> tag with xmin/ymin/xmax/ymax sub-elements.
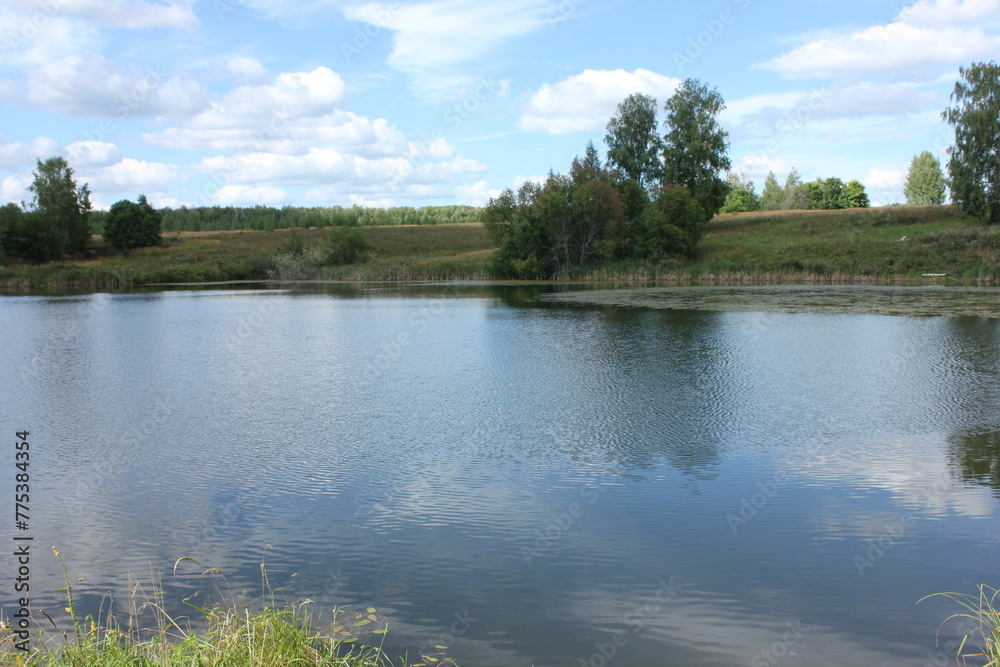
<box><xmin>0</xmin><ymin>136</ymin><xmax>63</xmax><ymax>170</ymax></box>
<box><xmin>0</xmin><ymin>173</ymin><xmax>32</xmax><ymax>204</ymax></box>
<box><xmin>82</xmin><ymin>158</ymin><xmax>180</xmax><ymax>191</ymax></box>
<box><xmin>211</xmin><ymin>184</ymin><xmax>288</xmax><ymax>206</ymax></box>
<box><xmin>866</xmin><ymin>167</ymin><xmax>906</xmax><ymax>191</ymax></box>
<box><xmin>754</xmin><ymin>12</ymin><xmax>1000</xmax><ymax>79</ymax></box>
<box><xmin>455</xmin><ymin>180</ymin><xmax>502</xmax><ymax>206</ymax></box>
<box><xmin>66</xmin><ymin>140</ymin><xmax>123</xmax><ymax>168</ymax></box>
<box><xmin>519</xmin><ymin>68</ymin><xmax>681</xmax><ymax>135</ymax></box>
<box><xmin>227</xmin><ymin>56</ymin><xmax>270</xmax><ymax>83</ymax></box>
<box><xmin>898</xmin><ymin>0</ymin><xmax>1000</xmax><ymax>28</ymax></box>
<box><xmin>0</xmin><ymin>10</ymin><xmax>100</xmax><ymax>68</ymax></box>
<box><xmin>2</xmin><ymin>0</ymin><xmax>200</xmax><ymax>30</ymax></box>
<box><xmin>345</xmin><ymin>0</ymin><xmax>557</xmax><ymax>96</ymax></box>
<box><xmin>7</xmin><ymin>53</ymin><xmax>211</xmax><ymax>118</ymax></box>
<box><xmin>0</xmin><ymin>1</ymin><xmax>197</xmax><ymax>70</ymax></box>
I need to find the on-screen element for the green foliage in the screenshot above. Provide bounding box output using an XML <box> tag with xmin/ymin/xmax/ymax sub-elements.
<box><xmin>102</xmin><ymin>194</ymin><xmax>163</xmax><ymax>252</ymax></box>
<box><xmin>661</xmin><ymin>79</ymin><xmax>732</xmax><ymax>218</ymax></box>
<box><xmin>90</xmin><ymin>204</ymin><xmax>484</xmax><ymax>233</ymax></box>
<box><xmin>605</xmin><ymin>92</ymin><xmax>663</xmax><ymax>189</ymax></box>
<box><xmin>721</xmin><ymin>173</ymin><xmax>761</xmax><ymax>213</ymax></box>
<box><xmin>322</xmin><ymin>227</ymin><xmax>371</xmax><ymax>265</ymax></box>
<box><xmin>485</xmin><ymin>164</ymin><xmax>627</xmax><ymax>279</ymax></box>
<box><xmin>904</xmin><ymin>151</ymin><xmax>947</xmax><ymax>205</ymax></box>
<box><xmin>840</xmin><ymin>180</ymin><xmax>870</xmax><ymax>209</ymax></box>
<box><xmin>760</xmin><ymin>171</ymin><xmax>783</xmax><ymax>211</ymax></box>
<box><xmin>795</xmin><ymin>177</ymin><xmax>869</xmax><ymax>210</ymax></box>
<box><xmin>27</xmin><ymin>156</ymin><xmax>92</xmax><ymax>254</ymax></box>
<box><xmin>638</xmin><ymin>185</ymin><xmax>707</xmax><ymax>258</ymax></box>
<box><xmin>0</xmin><ymin>207</ymin><xmax>65</xmax><ymax>262</ymax></box>
<box><xmin>943</xmin><ymin>61</ymin><xmax>1000</xmax><ymax>224</ymax></box>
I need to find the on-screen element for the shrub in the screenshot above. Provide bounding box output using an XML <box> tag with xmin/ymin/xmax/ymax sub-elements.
<box><xmin>103</xmin><ymin>195</ymin><xmax>162</xmax><ymax>252</ymax></box>
<box><xmin>321</xmin><ymin>227</ymin><xmax>370</xmax><ymax>265</ymax></box>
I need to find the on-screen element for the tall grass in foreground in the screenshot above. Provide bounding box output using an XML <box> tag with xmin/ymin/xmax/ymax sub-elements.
<box><xmin>922</xmin><ymin>585</ymin><xmax>1000</xmax><ymax>665</ymax></box>
<box><xmin>0</xmin><ymin>551</ymin><xmax>441</xmax><ymax>667</ymax></box>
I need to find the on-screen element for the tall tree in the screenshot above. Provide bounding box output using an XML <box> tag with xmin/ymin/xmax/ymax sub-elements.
<box><xmin>760</xmin><ymin>171</ymin><xmax>784</xmax><ymax>210</ymax></box>
<box><xmin>604</xmin><ymin>93</ymin><xmax>662</xmax><ymax>189</ymax></box>
<box><xmin>943</xmin><ymin>61</ymin><xmax>1000</xmax><ymax>224</ymax></box>
<box><xmin>661</xmin><ymin>79</ymin><xmax>731</xmax><ymax>219</ymax></box>
<box><xmin>903</xmin><ymin>151</ymin><xmax>947</xmax><ymax>205</ymax></box>
<box><xmin>27</xmin><ymin>156</ymin><xmax>92</xmax><ymax>254</ymax></box>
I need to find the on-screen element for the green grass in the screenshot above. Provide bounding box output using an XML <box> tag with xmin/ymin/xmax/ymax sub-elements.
<box><xmin>1</xmin><ymin>206</ymin><xmax>997</xmax><ymax>291</ymax></box>
<box><xmin>922</xmin><ymin>585</ymin><xmax>1000</xmax><ymax>665</ymax></box>
<box><xmin>0</xmin><ymin>552</ymin><xmax>445</xmax><ymax>667</ymax></box>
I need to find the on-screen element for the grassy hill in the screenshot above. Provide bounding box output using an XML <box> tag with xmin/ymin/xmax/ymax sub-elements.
<box><xmin>1</xmin><ymin>205</ymin><xmax>997</xmax><ymax>292</ymax></box>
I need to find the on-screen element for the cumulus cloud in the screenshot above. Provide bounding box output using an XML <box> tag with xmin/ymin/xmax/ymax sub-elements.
<box><xmin>0</xmin><ymin>136</ymin><xmax>63</xmax><ymax>170</ymax></box>
<box><xmin>66</xmin><ymin>140</ymin><xmax>123</xmax><ymax>168</ymax></box>
<box><xmin>211</xmin><ymin>184</ymin><xmax>288</xmax><ymax>206</ymax></box>
<box><xmin>344</xmin><ymin>0</ymin><xmax>559</xmax><ymax>96</ymax></box>
<box><xmin>754</xmin><ymin>0</ymin><xmax>1000</xmax><ymax>79</ymax></box>
<box><xmin>519</xmin><ymin>68</ymin><xmax>681</xmax><ymax>135</ymax></box>
<box><xmin>1</xmin><ymin>0</ymin><xmax>200</xmax><ymax>30</ymax></box>
<box><xmin>897</xmin><ymin>0</ymin><xmax>1000</xmax><ymax>28</ymax></box>
<box><xmin>227</xmin><ymin>56</ymin><xmax>270</xmax><ymax>83</ymax></box>
<box><xmin>5</xmin><ymin>52</ymin><xmax>211</xmax><ymax>118</ymax></box>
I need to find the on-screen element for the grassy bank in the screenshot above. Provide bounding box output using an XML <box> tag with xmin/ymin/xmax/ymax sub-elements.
<box><xmin>0</xmin><ymin>554</ymin><xmax>444</xmax><ymax>667</ymax></box>
<box><xmin>573</xmin><ymin>205</ymin><xmax>999</xmax><ymax>284</ymax></box>
<box><xmin>1</xmin><ymin>206</ymin><xmax>996</xmax><ymax>291</ymax></box>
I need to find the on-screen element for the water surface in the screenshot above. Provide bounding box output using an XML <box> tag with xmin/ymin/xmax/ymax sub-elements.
<box><xmin>1</xmin><ymin>284</ymin><xmax>999</xmax><ymax>666</ymax></box>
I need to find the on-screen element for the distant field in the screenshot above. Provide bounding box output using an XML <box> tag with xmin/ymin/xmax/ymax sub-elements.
<box><xmin>1</xmin><ymin>206</ymin><xmax>997</xmax><ymax>291</ymax></box>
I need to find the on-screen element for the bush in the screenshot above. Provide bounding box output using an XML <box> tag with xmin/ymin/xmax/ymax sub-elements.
<box><xmin>321</xmin><ymin>227</ymin><xmax>370</xmax><ymax>265</ymax></box>
<box><xmin>103</xmin><ymin>195</ymin><xmax>162</xmax><ymax>252</ymax></box>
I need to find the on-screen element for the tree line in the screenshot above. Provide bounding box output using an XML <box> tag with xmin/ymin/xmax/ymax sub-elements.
<box><xmin>2</xmin><ymin>61</ymin><xmax>998</xmax><ymax>266</ymax></box>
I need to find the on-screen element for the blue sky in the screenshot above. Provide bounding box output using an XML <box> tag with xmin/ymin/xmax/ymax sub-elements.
<box><xmin>1</xmin><ymin>0</ymin><xmax>998</xmax><ymax>210</ymax></box>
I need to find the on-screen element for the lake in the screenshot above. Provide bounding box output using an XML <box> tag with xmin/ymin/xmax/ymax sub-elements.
<box><xmin>2</xmin><ymin>283</ymin><xmax>999</xmax><ymax>666</ymax></box>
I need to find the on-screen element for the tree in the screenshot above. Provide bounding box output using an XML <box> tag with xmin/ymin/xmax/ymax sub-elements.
<box><xmin>943</xmin><ymin>61</ymin><xmax>1000</xmax><ymax>224</ymax></box>
<box><xmin>721</xmin><ymin>172</ymin><xmax>761</xmax><ymax>213</ymax></box>
<box><xmin>661</xmin><ymin>79</ymin><xmax>731</xmax><ymax>218</ymax></box>
<box><xmin>903</xmin><ymin>151</ymin><xmax>947</xmax><ymax>205</ymax></box>
<box><xmin>781</xmin><ymin>169</ymin><xmax>810</xmax><ymax>209</ymax></box>
<box><xmin>840</xmin><ymin>180</ymin><xmax>870</xmax><ymax>208</ymax></box>
<box><xmin>605</xmin><ymin>93</ymin><xmax>662</xmax><ymax>189</ymax></box>
<box><xmin>102</xmin><ymin>194</ymin><xmax>162</xmax><ymax>252</ymax></box>
<box><xmin>760</xmin><ymin>171</ymin><xmax>784</xmax><ymax>210</ymax></box>
<box><xmin>27</xmin><ymin>156</ymin><xmax>92</xmax><ymax>254</ymax></box>
<box><xmin>638</xmin><ymin>185</ymin><xmax>707</xmax><ymax>258</ymax></box>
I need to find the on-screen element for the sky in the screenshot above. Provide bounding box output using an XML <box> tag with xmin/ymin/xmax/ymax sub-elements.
<box><xmin>0</xmin><ymin>0</ymin><xmax>998</xmax><ymax>210</ymax></box>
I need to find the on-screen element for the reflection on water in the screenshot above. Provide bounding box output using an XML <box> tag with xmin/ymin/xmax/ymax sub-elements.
<box><xmin>1</xmin><ymin>284</ymin><xmax>999</xmax><ymax>667</ymax></box>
